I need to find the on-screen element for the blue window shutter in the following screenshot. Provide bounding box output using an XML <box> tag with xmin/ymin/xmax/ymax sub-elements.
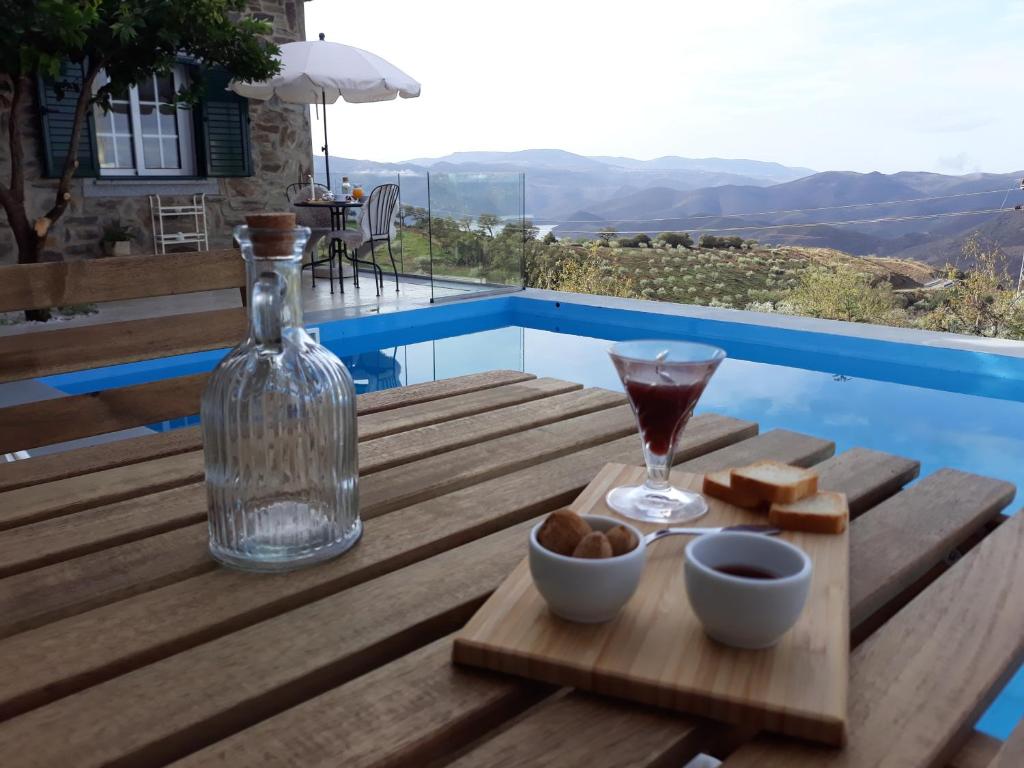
<box><xmin>198</xmin><ymin>67</ymin><xmax>252</xmax><ymax>178</ymax></box>
<box><xmin>36</xmin><ymin>61</ymin><xmax>99</xmax><ymax>179</ymax></box>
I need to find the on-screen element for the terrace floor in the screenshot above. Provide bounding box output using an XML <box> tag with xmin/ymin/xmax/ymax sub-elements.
<box><xmin>0</xmin><ymin>266</ymin><xmax>500</xmax><ymax>337</ymax></box>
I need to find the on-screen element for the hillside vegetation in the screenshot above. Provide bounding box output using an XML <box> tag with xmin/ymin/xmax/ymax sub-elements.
<box><xmin>398</xmin><ymin>202</ymin><xmax>1024</xmax><ymax>340</ymax></box>
<box><xmin>529</xmin><ymin>240</ymin><xmax>936</xmax><ymax>308</ymax></box>
<box><xmin>526</xmin><ymin>235</ymin><xmax>1024</xmax><ymax>340</ymax></box>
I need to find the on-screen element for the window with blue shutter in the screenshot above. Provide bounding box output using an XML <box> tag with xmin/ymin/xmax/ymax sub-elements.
<box><xmin>37</xmin><ymin>61</ymin><xmax>99</xmax><ymax>179</ymax></box>
<box><xmin>197</xmin><ymin>66</ymin><xmax>253</xmax><ymax>178</ymax></box>
<box><xmin>37</xmin><ymin>61</ymin><xmax>253</xmax><ymax>180</ymax></box>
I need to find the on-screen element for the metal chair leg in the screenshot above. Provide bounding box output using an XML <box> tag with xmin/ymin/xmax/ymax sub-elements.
<box><xmin>369</xmin><ymin>240</ymin><xmax>382</xmax><ymax>297</ymax></box>
<box><xmin>346</xmin><ymin>243</ymin><xmax>360</xmax><ymax>289</ymax></box>
<box><xmin>328</xmin><ymin>242</ymin><xmax>335</xmax><ymax>295</ymax></box>
<box><xmin>342</xmin><ymin>243</ymin><xmax>350</xmax><ymax>296</ymax></box>
<box><xmin>386</xmin><ymin>238</ymin><xmax>399</xmax><ymax>292</ymax></box>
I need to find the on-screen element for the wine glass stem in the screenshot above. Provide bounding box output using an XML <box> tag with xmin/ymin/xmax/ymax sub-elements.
<box><xmin>642</xmin><ymin>443</ymin><xmax>673</xmax><ymax>490</ymax></box>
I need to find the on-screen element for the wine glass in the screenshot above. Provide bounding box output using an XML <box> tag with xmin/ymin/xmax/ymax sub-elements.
<box><xmin>607</xmin><ymin>340</ymin><xmax>726</xmax><ymax>523</ymax></box>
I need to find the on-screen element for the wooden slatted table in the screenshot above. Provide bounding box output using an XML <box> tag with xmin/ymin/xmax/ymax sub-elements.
<box><xmin>0</xmin><ymin>370</ymin><xmax>1020</xmax><ymax>768</ymax></box>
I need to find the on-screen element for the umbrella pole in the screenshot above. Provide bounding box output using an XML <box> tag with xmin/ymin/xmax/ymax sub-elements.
<box><xmin>321</xmin><ymin>89</ymin><xmax>331</xmax><ymax>190</ymax></box>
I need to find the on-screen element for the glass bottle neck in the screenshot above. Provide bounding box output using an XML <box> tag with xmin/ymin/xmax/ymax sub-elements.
<box><xmin>247</xmin><ymin>258</ymin><xmax>304</xmax><ymax>333</ymax></box>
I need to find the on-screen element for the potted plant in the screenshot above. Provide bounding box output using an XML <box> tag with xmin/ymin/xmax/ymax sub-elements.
<box><xmin>101</xmin><ymin>221</ymin><xmax>136</xmax><ymax>257</ymax></box>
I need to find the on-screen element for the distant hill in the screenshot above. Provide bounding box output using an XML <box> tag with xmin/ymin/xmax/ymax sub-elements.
<box><xmin>408</xmin><ymin>149</ymin><xmax>609</xmax><ymax>172</ymax></box>
<box><xmin>314</xmin><ymin>151</ymin><xmax>815</xmax><ymax>225</ymax></box>
<box><xmin>588</xmin><ymin>155</ymin><xmax>815</xmax><ymax>182</ymax></box>
<box><xmin>313</xmin><ymin>153</ymin><xmax>1024</xmax><ymax>266</ymax></box>
<box><xmin>555</xmin><ymin>170</ymin><xmax>1024</xmax><ymax>264</ymax></box>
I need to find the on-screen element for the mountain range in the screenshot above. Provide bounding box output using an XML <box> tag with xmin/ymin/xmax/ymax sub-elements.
<box><xmin>314</xmin><ymin>150</ymin><xmax>1024</xmax><ymax>265</ymax></box>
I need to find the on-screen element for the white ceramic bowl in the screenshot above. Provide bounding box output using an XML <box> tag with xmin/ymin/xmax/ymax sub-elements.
<box><xmin>529</xmin><ymin>514</ymin><xmax>646</xmax><ymax>623</ymax></box>
<box><xmin>684</xmin><ymin>532</ymin><xmax>812</xmax><ymax>649</ymax></box>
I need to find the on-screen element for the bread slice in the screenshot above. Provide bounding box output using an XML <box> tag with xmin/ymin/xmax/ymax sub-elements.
<box><xmin>769</xmin><ymin>491</ymin><xmax>849</xmax><ymax>534</ymax></box>
<box><xmin>730</xmin><ymin>461</ymin><xmax>818</xmax><ymax>504</ymax></box>
<box><xmin>702</xmin><ymin>469</ymin><xmax>765</xmax><ymax>510</ymax></box>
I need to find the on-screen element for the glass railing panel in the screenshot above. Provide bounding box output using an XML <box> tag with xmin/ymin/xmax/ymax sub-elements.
<box><xmin>425</xmin><ymin>171</ymin><xmax>526</xmax><ymax>296</ymax></box>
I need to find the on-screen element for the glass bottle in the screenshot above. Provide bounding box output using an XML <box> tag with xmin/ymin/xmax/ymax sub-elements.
<box><xmin>341</xmin><ymin>176</ymin><xmax>352</xmax><ymax>200</ymax></box>
<box><xmin>202</xmin><ymin>213</ymin><xmax>361</xmax><ymax>571</ymax></box>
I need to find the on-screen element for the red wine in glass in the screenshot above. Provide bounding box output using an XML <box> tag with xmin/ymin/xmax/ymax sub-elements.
<box><xmin>624</xmin><ymin>379</ymin><xmax>710</xmax><ymax>455</ymax></box>
<box><xmin>608</xmin><ymin>340</ymin><xmax>725</xmax><ymax>523</ymax></box>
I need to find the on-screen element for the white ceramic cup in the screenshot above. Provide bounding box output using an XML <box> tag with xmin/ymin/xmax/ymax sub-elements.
<box><xmin>684</xmin><ymin>531</ymin><xmax>812</xmax><ymax>649</ymax></box>
<box><xmin>529</xmin><ymin>515</ymin><xmax>646</xmax><ymax>623</ymax></box>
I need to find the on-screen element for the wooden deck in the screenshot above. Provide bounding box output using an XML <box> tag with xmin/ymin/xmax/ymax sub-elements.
<box><xmin>0</xmin><ymin>370</ymin><xmax>1020</xmax><ymax>767</ymax></box>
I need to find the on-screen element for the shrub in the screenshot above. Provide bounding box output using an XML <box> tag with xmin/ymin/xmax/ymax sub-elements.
<box><xmin>616</xmin><ymin>233</ymin><xmax>652</xmax><ymax>248</ymax></box>
<box><xmin>656</xmin><ymin>232</ymin><xmax>694</xmax><ymax>248</ymax></box>
<box><xmin>699</xmin><ymin>234</ymin><xmax>745</xmax><ymax>249</ymax></box>
<box><xmin>787</xmin><ymin>265</ymin><xmax>907</xmax><ymax>325</ymax></box>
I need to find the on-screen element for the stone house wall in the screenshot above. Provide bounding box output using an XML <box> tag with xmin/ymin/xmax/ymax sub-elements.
<box><xmin>0</xmin><ymin>0</ymin><xmax>312</xmax><ymax>265</ymax></box>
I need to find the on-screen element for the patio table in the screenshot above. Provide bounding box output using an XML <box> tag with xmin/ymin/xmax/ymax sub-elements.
<box><xmin>0</xmin><ymin>369</ymin><xmax>1020</xmax><ymax>768</ymax></box>
<box><xmin>293</xmin><ymin>199</ymin><xmax>378</xmax><ymax>291</ymax></box>
<box><xmin>292</xmin><ymin>198</ymin><xmax>363</xmax><ymax>232</ymax></box>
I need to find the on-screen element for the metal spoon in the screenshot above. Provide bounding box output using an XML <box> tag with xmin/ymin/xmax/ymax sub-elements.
<box><xmin>643</xmin><ymin>524</ymin><xmax>781</xmax><ymax>545</ymax></box>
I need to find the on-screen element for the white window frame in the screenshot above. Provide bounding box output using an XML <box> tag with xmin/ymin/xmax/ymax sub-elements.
<box><xmin>93</xmin><ymin>65</ymin><xmax>196</xmax><ymax>177</ymax></box>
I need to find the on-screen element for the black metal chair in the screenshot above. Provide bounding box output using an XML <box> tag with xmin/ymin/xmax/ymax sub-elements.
<box><xmin>286</xmin><ymin>182</ymin><xmax>341</xmax><ymax>293</ymax></box>
<box><xmin>332</xmin><ymin>184</ymin><xmax>401</xmax><ymax>293</ymax></box>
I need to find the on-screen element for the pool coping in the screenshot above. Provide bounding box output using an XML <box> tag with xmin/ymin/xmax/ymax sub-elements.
<box><xmin>513</xmin><ymin>289</ymin><xmax>1024</xmax><ymax>360</ymax></box>
<box><xmin>34</xmin><ymin>287</ymin><xmax>1024</xmax><ymax>402</ymax></box>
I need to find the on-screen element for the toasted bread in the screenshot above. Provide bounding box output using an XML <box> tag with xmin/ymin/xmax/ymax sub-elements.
<box><xmin>769</xmin><ymin>491</ymin><xmax>849</xmax><ymax>534</ymax></box>
<box><xmin>730</xmin><ymin>461</ymin><xmax>818</xmax><ymax>504</ymax></box>
<box><xmin>702</xmin><ymin>469</ymin><xmax>765</xmax><ymax>510</ymax></box>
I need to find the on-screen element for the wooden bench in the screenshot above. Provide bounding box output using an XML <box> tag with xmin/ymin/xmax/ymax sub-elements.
<box><xmin>0</xmin><ymin>250</ymin><xmax>247</xmax><ymax>456</ymax></box>
<box><xmin>0</xmin><ymin>371</ymin><xmax>1018</xmax><ymax>767</ymax></box>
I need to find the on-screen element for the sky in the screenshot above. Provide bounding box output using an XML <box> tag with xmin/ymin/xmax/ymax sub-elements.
<box><xmin>303</xmin><ymin>0</ymin><xmax>1023</xmax><ymax>174</ymax></box>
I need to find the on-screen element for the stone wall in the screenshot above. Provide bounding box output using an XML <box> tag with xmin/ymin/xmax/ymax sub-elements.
<box><xmin>0</xmin><ymin>0</ymin><xmax>312</xmax><ymax>265</ymax></box>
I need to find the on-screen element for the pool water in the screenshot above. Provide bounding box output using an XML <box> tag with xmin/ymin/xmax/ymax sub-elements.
<box><xmin>392</xmin><ymin>326</ymin><xmax>1024</xmax><ymax>500</ymax></box>
<box><xmin>38</xmin><ymin>308</ymin><xmax>1024</xmax><ymax>739</ymax></box>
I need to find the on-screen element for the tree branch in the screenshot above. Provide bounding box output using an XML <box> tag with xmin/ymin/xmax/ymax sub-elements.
<box><xmin>0</xmin><ymin>74</ymin><xmax>34</xmax><ymax>259</ymax></box>
<box><xmin>9</xmin><ymin>74</ymin><xmax>25</xmax><ymax>203</ymax></box>
<box><xmin>39</xmin><ymin>62</ymin><xmax>100</xmax><ymax>237</ymax></box>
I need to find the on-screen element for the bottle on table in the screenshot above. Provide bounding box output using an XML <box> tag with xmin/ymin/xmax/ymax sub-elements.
<box><xmin>341</xmin><ymin>176</ymin><xmax>352</xmax><ymax>201</ymax></box>
<box><xmin>202</xmin><ymin>212</ymin><xmax>361</xmax><ymax>572</ymax></box>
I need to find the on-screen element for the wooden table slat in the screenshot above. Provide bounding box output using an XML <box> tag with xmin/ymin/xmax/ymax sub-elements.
<box><xmin>724</xmin><ymin>511</ymin><xmax>1024</xmax><ymax>768</ymax></box>
<box><xmin>849</xmin><ymin>468</ymin><xmax>1016</xmax><ymax>631</ymax></box>
<box><xmin>0</xmin><ymin>372</ymin><xmax>211</xmax><ymax>455</ymax></box>
<box><xmin>0</xmin><ymin>307</ymin><xmax>247</xmax><ymax>384</ymax></box>
<box><xmin>0</xmin><ymin>382</ymin><xmax>612</xmax><ymax>531</ymax></box>
<box><xmin>356</xmin><ymin>377</ymin><xmax>579</xmax><ymax>441</ymax></box>
<box><xmin>0</xmin><ymin>249</ymin><xmax>245</xmax><ymax>313</ymax></box>
<box><xmin>0</xmin><ymin>369</ymin><xmax>536</xmax><ymax>493</ymax></box>
<box><xmin>990</xmin><ymin>720</ymin><xmax>1024</xmax><ymax>768</ymax></box>
<box><xmin>948</xmin><ymin>730</ymin><xmax>1007</xmax><ymax>768</ymax></box>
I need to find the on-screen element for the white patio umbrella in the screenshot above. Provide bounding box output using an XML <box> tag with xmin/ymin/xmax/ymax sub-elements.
<box><xmin>229</xmin><ymin>33</ymin><xmax>421</xmax><ymax>189</ymax></box>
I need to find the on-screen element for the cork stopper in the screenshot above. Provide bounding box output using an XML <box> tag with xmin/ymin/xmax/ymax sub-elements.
<box><xmin>245</xmin><ymin>212</ymin><xmax>297</xmax><ymax>257</ymax></box>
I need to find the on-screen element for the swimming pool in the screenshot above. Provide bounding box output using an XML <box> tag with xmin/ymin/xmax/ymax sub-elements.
<box><xmin>45</xmin><ymin>295</ymin><xmax>1024</xmax><ymax>505</ymax></box>
<box><xmin>39</xmin><ymin>292</ymin><xmax>1024</xmax><ymax>739</ymax></box>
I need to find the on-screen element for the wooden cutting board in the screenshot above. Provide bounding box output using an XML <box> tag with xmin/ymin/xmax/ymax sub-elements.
<box><xmin>452</xmin><ymin>462</ymin><xmax>849</xmax><ymax>746</ymax></box>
